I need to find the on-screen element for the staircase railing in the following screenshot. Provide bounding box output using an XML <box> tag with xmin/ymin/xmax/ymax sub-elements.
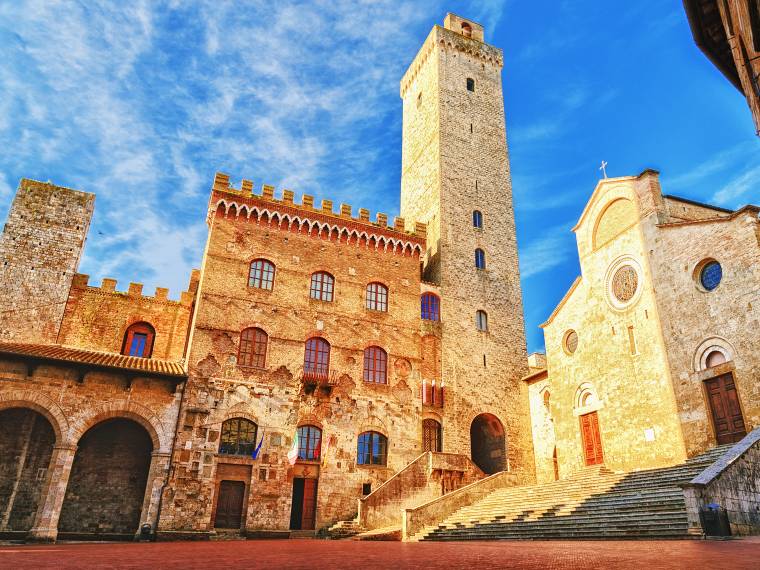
<box><xmin>357</xmin><ymin>452</ymin><xmax>483</xmax><ymax>531</ymax></box>
<box><xmin>402</xmin><ymin>469</ymin><xmax>525</xmax><ymax>541</ymax></box>
<box><xmin>681</xmin><ymin>427</ymin><xmax>760</xmax><ymax>536</ymax></box>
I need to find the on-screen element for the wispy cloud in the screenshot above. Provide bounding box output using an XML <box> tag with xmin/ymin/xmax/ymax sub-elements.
<box><xmin>519</xmin><ymin>223</ymin><xmax>575</xmax><ymax>279</ymax></box>
<box><xmin>712</xmin><ymin>165</ymin><xmax>760</xmax><ymax>206</ymax></box>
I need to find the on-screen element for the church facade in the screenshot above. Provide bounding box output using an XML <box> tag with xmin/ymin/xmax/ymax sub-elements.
<box><xmin>533</xmin><ymin>170</ymin><xmax>760</xmax><ymax>482</ymax></box>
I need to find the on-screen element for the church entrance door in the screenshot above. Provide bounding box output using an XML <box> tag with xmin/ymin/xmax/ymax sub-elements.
<box><xmin>706</xmin><ymin>373</ymin><xmax>747</xmax><ymax>444</ymax></box>
<box><xmin>580</xmin><ymin>411</ymin><xmax>604</xmax><ymax>466</ymax></box>
<box><xmin>214</xmin><ymin>480</ymin><xmax>245</xmax><ymax>529</ymax></box>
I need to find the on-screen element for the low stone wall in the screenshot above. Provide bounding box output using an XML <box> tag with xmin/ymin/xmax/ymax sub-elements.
<box><xmin>402</xmin><ymin>470</ymin><xmax>523</xmax><ymax>541</ymax></box>
<box><xmin>682</xmin><ymin>428</ymin><xmax>760</xmax><ymax>536</ymax></box>
<box><xmin>358</xmin><ymin>452</ymin><xmax>482</xmax><ymax>531</ymax></box>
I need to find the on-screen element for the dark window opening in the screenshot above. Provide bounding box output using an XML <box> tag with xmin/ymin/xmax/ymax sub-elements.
<box><xmin>219</xmin><ymin>418</ymin><xmax>258</xmax><ymax>456</ymax></box>
<box><xmin>310</xmin><ymin>271</ymin><xmax>334</xmax><ymax>301</ymax></box>
<box><xmin>422</xmin><ymin>419</ymin><xmax>442</xmax><ymax>453</ymax></box>
<box><xmin>366</xmin><ymin>282</ymin><xmax>388</xmax><ymax>312</ymax></box>
<box><xmin>239</xmin><ymin>327</ymin><xmax>268</xmax><ymax>368</ymax></box>
<box><xmin>475</xmin><ymin>248</ymin><xmax>486</xmax><ymax>269</ymax></box>
<box><xmin>357</xmin><ymin>431</ymin><xmax>387</xmax><ymax>466</ymax></box>
<box><xmin>472</xmin><ymin>210</ymin><xmax>483</xmax><ymax>229</ymax></box>
<box><xmin>297</xmin><ymin>425</ymin><xmax>322</xmax><ymax>461</ymax></box>
<box><xmin>466</xmin><ymin>78</ymin><xmax>475</xmax><ymax>92</ymax></box>
<box><xmin>362</xmin><ymin>482</ymin><xmax>372</xmax><ymax>495</ymax></box>
<box><xmin>421</xmin><ymin>292</ymin><xmax>440</xmax><ymax>321</ymax></box>
<box><xmin>363</xmin><ymin>346</ymin><xmax>388</xmax><ymax>384</ymax></box>
<box><xmin>249</xmin><ymin>259</ymin><xmax>275</xmax><ymax>290</ymax></box>
<box><xmin>476</xmin><ymin>310</ymin><xmax>488</xmax><ymax>332</ymax></box>
<box><xmin>122</xmin><ymin>322</ymin><xmax>155</xmax><ymax>358</ymax></box>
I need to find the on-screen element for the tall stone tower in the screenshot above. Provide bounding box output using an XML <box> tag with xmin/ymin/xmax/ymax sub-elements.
<box><xmin>401</xmin><ymin>14</ymin><xmax>532</xmax><ymax>475</ymax></box>
<box><xmin>0</xmin><ymin>179</ymin><xmax>94</xmax><ymax>343</ymax></box>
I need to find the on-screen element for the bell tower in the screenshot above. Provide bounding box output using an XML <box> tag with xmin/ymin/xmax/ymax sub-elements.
<box><xmin>400</xmin><ymin>14</ymin><xmax>532</xmax><ymax>475</ymax></box>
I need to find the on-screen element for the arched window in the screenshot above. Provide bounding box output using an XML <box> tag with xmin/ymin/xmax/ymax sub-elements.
<box><xmin>366</xmin><ymin>282</ymin><xmax>388</xmax><ymax>312</ymax></box>
<box><xmin>422</xmin><ymin>419</ymin><xmax>442</xmax><ymax>452</ymax></box>
<box><xmin>122</xmin><ymin>322</ymin><xmax>155</xmax><ymax>358</ymax></box>
<box><xmin>297</xmin><ymin>425</ymin><xmax>322</xmax><ymax>461</ymax></box>
<box><xmin>421</xmin><ymin>292</ymin><xmax>440</xmax><ymax>321</ymax></box>
<box><xmin>461</xmin><ymin>22</ymin><xmax>472</xmax><ymax>38</ymax></box>
<box><xmin>475</xmin><ymin>248</ymin><xmax>486</xmax><ymax>269</ymax></box>
<box><xmin>472</xmin><ymin>210</ymin><xmax>483</xmax><ymax>229</ymax></box>
<box><xmin>476</xmin><ymin>310</ymin><xmax>488</xmax><ymax>332</ymax></box>
<box><xmin>357</xmin><ymin>431</ymin><xmax>387</xmax><ymax>466</ymax></box>
<box><xmin>310</xmin><ymin>271</ymin><xmax>334</xmax><ymax>302</ymax></box>
<box><xmin>304</xmin><ymin>337</ymin><xmax>330</xmax><ymax>378</ymax></box>
<box><xmin>466</xmin><ymin>77</ymin><xmax>475</xmax><ymax>92</ymax></box>
<box><xmin>363</xmin><ymin>346</ymin><xmax>388</xmax><ymax>384</ymax></box>
<box><xmin>705</xmin><ymin>350</ymin><xmax>727</xmax><ymax>368</ymax></box>
<box><xmin>248</xmin><ymin>259</ymin><xmax>275</xmax><ymax>290</ymax></box>
<box><xmin>219</xmin><ymin>418</ymin><xmax>258</xmax><ymax>456</ymax></box>
<box><xmin>239</xmin><ymin>327</ymin><xmax>267</xmax><ymax>368</ymax></box>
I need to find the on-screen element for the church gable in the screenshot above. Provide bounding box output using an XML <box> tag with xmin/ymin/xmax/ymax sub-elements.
<box><xmin>592</xmin><ymin>198</ymin><xmax>638</xmax><ymax>250</ymax></box>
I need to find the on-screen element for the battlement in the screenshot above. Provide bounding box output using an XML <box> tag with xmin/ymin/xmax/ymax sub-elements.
<box><xmin>209</xmin><ymin>172</ymin><xmax>427</xmax><ymax>242</ymax></box>
<box><xmin>71</xmin><ymin>269</ymin><xmax>199</xmax><ymax>306</ymax></box>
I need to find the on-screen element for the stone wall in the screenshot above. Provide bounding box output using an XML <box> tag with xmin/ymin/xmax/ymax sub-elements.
<box><xmin>0</xmin><ymin>356</ymin><xmax>182</xmax><ymax>541</ymax></box>
<box><xmin>159</xmin><ymin>188</ymin><xmax>432</xmax><ymax>535</ymax></box>
<box><xmin>399</xmin><ymin>17</ymin><xmax>533</xmax><ymax>480</ymax></box>
<box><xmin>645</xmin><ymin>206</ymin><xmax>760</xmax><ymax>456</ymax></box>
<box><xmin>525</xmin><ymin>371</ymin><xmax>556</xmax><ymax>483</ymax></box>
<box><xmin>0</xmin><ymin>179</ymin><xmax>94</xmax><ymax>344</ymax></box>
<box><xmin>683</xmin><ymin>428</ymin><xmax>760</xmax><ymax>535</ymax></box>
<box><xmin>58</xmin><ymin>272</ymin><xmax>197</xmax><ymax>360</ymax></box>
<box><xmin>0</xmin><ymin>408</ymin><xmax>55</xmax><ymax>533</ymax></box>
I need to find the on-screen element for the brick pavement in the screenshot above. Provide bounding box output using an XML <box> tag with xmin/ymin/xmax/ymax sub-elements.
<box><xmin>1</xmin><ymin>538</ymin><xmax>759</xmax><ymax>570</ymax></box>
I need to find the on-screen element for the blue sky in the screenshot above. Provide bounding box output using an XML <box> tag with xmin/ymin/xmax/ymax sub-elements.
<box><xmin>0</xmin><ymin>1</ymin><xmax>757</xmax><ymax>354</ymax></box>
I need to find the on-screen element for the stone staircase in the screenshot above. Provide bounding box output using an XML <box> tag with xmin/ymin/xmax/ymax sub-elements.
<box><xmin>415</xmin><ymin>445</ymin><xmax>731</xmax><ymax>541</ymax></box>
<box><xmin>323</xmin><ymin>518</ymin><xmax>365</xmax><ymax>540</ymax></box>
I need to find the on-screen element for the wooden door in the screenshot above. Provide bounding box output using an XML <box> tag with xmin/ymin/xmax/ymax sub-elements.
<box><xmin>580</xmin><ymin>412</ymin><xmax>604</xmax><ymax>466</ymax></box>
<box><xmin>706</xmin><ymin>374</ymin><xmax>747</xmax><ymax>444</ymax></box>
<box><xmin>301</xmin><ymin>478</ymin><xmax>318</xmax><ymax>530</ymax></box>
<box><xmin>214</xmin><ymin>480</ymin><xmax>245</xmax><ymax>529</ymax></box>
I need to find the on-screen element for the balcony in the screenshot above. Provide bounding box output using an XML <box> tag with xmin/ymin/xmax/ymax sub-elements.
<box><xmin>297</xmin><ymin>365</ymin><xmax>341</xmax><ymax>394</ymax></box>
<box><xmin>422</xmin><ymin>380</ymin><xmax>444</xmax><ymax>408</ymax></box>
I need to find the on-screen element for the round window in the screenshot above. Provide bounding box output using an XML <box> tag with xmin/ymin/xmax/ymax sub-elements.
<box><xmin>699</xmin><ymin>261</ymin><xmax>722</xmax><ymax>291</ymax></box>
<box><xmin>564</xmin><ymin>330</ymin><xmax>578</xmax><ymax>354</ymax></box>
<box><xmin>612</xmin><ymin>265</ymin><xmax>638</xmax><ymax>303</ymax></box>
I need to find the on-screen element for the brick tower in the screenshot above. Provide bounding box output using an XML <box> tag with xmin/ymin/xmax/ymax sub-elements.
<box><xmin>0</xmin><ymin>179</ymin><xmax>94</xmax><ymax>343</ymax></box>
<box><xmin>400</xmin><ymin>14</ymin><xmax>532</xmax><ymax>475</ymax></box>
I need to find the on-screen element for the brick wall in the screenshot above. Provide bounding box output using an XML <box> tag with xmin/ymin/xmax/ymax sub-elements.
<box><xmin>57</xmin><ymin>272</ymin><xmax>197</xmax><ymax>360</ymax></box>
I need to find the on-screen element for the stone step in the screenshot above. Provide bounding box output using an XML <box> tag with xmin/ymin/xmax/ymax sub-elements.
<box><xmin>352</xmin><ymin>526</ymin><xmax>402</xmax><ymax>541</ymax></box>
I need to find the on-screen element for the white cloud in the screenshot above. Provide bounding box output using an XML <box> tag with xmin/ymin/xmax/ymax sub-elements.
<box><xmin>519</xmin><ymin>224</ymin><xmax>575</xmax><ymax>279</ymax></box>
<box><xmin>711</xmin><ymin>165</ymin><xmax>760</xmax><ymax>207</ymax></box>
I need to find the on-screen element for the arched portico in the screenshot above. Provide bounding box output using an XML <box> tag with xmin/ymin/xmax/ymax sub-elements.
<box><xmin>470</xmin><ymin>413</ymin><xmax>506</xmax><ymax>474</ymax></box>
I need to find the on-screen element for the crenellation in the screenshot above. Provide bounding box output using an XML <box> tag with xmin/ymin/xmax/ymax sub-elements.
<box><xmin>128</xmin><ymin>282</ymin><xmax>144</xmax><ymax>296</ymax></box>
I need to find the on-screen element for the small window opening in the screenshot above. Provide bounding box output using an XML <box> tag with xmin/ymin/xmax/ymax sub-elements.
<box><xmin>461</xmin><ymin>22</ymin><xmax>472</xmax><ymax>38</ymax></box>
<box><xmin>417</xmin><ymin>92</ymin><xmax>422</xmax><ymax>109</ymax></box>
<box><xmin>472</xmin><ymin>210</ymin><xmax>483</xmax><ymax>229</ymax></box>
<box><xmin>476</xmin><ymin>310</ymin><xmax>488</xmax><ymax>332</ymax></box>
<box><xmin>627</xmin><ymin>325</ymin><xmax>637</xmax><ymax>355</ymax></box>
<box><xmin>466</xmin><ymin>78</ymin><xmax>475</xmax><ymax>92</ymax></box>
<box><xmin>470</xmin><ymin>123</ymin><xmax>473</xmax><ymax>133</ymax></box>
<box><xmin>483</xmin><ymin>354</ymin><xmax>487</xmax><ymax>367</ymax></box>
<box><xmin>362</xmin><ymin>483</ymin><xmax>372</xmax><ymax>495</ymax></box>
<box><xmin>475</xmin><ymin>248</ymin><xmax>486</xmax><ymax>269</ymax></box>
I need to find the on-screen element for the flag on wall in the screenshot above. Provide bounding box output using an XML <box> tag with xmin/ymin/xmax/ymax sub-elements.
<box><xmin>321</xmin><ymin>434</ymin><xmax>338</xmax><ymax>467</ymax></box>
<box><xmin>251</xmin><ymin>430</ymin><xmax>265</xmax><ymax>460</ymax></box>
<box><xmin>287</xmin><ymin>431</ymin><xmax>299</xmax><ymax>465</ymax></box>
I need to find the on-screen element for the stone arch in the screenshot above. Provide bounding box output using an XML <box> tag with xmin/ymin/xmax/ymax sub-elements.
<box><xmin>574</xmin><ymin>382</ymin><xmax>602</xmax><ymax>413</ymax></box>
<box><xmin>0</xmin><ymin>407</ymin><xmax>57</xmax><ymax>531</ymax></box>
<box><xmin>693</xmin><ymin>336</ymin><xmax>736</xmax><ymax>372</ymax></box>
<box><xmin>470</xmin><ymin>413</ymin><xmax>506</xmax><ymax>474</ymax></box>
<box><xmin>592</xmin><ymin>197</ymin><xmax>637</xmax><ymax>250</ymax></box>
<box><xmin>70</xmin><ymin>401</ymin><xmax>167</xmax><ymax>453</ymax></box>
<box><xmin>58</xmin><ymin>417</ymin><xmax>153</xmax><ymax>539</ymax></box>
<box><xmin>0</xmin><ymin>389</ymin><xmax>68</xmax><ymax>445</ymax></box>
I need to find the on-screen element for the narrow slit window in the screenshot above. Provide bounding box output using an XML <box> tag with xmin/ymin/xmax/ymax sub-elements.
<box><xmin>466</xmin><ymin>78</ymin><xmax>475</xmax><ymax>92</ymax></box>
<box><xmin>475</xmin><ymin>248</ymin><xmax>486</xmax><ymax>269</ymax></box>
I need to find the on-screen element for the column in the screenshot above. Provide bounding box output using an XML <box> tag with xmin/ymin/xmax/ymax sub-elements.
<box><xmin>27</xmin><ymin>443</ymin><xmax>77</xmax><ymax>543</ymax></box>
<box><xmin>135</xmin><ymin>451</ymin><xmax>171</xmax><ymax>539</ymax></box>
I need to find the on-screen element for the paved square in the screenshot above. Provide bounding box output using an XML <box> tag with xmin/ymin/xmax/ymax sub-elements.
<box><xmin>1</xmin><ymin>539</ymin><xmax>759</xmax><ymax>569</ymax></box>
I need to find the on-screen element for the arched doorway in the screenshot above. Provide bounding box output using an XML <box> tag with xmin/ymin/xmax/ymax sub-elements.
<box><xmin>58</xmin><ymin>418</ymin><xmax>153</xmax><ymax>539</ymax></box>
<box><xmin>0</xmin><ymin>408</ymin><xmax>55</xmax><ymax>533</ymax></box>
<box><xmin>470</xmin><ymin>413</ymin><xmax>506</xmax><ymax>474</ymax></box>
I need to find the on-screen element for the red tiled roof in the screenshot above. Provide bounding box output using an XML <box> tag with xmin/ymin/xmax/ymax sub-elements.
<box><xmin>0</xmin><ymin>342</ymin><xmax>187</xmax><ymax>378</ymax></box>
